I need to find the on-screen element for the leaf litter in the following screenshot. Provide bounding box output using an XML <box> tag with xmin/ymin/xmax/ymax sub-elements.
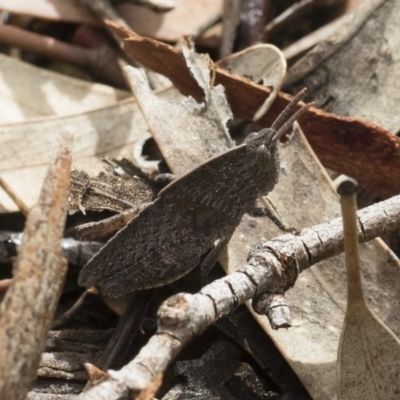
<box><xmin>0</xmin><ymin>83</ymin><xmax>183</xmax><ymax>212</ymax></box>
<box><xmin>109</xmin><ymin>20</ymin><xmax>400</xmax><ymax>199</ymax></box>
<box><xmin>74</xmin><ymin>26</ymin><xmax>400</xmax><ymax>400</ymax></box>
<box><xmin>2</xmin><ymin>2</ymin><xmax>400</xmax><ymax>400</ymax></box>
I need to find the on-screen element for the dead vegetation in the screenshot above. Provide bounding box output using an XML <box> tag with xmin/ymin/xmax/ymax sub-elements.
<box><xmin>0</xmin><ymin>1</ymin><xmax>399</xmax><ymax>399</ymax></box>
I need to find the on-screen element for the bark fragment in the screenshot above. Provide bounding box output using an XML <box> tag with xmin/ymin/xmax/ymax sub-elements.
<box><xmin>0</xmin><ymin>133</ymin><xmax>72</xmax><ymax>400</ymax></box>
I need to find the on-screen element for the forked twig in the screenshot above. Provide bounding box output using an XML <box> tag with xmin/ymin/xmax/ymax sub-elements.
<box><xmin>78</xmin><ymin>194</ymin><xmax>400</xmax><ymax>399</ymax></box>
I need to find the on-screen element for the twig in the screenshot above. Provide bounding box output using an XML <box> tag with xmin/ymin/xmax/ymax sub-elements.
<box><xmin>282</xmin><ymin>15</ymin><xmax>347</xmax><ymax>60</ymax></box>
<box><xmin>0</xmin><ymin>133</ymin><xmax>72</xmax><ymax>400</ymax></box>
<box><xmin>0</xmin><ymin>279</ymin><xmax>12</xmax><ymax>293</ymax></box>
<box><xmin>94</xmin><ymin>290</ymin><xmax>154</xmax><ymax>371</ymax></box>
<box><xmin>0</xmin><ymin>24</ymin><xmax>126</xmax><ymax>88</ymax></box>
<box><xmin>263</xmin><ymin>0</ymin><xmax>314</xmax><ymax>39</ymax></box>
<box><xmin>0</xmin><ymin>233</ymin><xmax>102</xmax><ymax>264</ymax></box>
<box><xmin>52</xmin><ymin>289</ymin><xmax>92</xmax><ymax>329</ymax></box>
<box><xmin>0</xmin><ymin>175</ymin><xmax>29</xmax><ymax>216</ymax></box>
<box><xmin>77</xmin><ymin>194</ymin><xmax>400</xmax><ymax>399</ymax></box>
<box><xmin>26</xmin><ymin>394</ymin><xmax>78</xmax><ymax>399</ymax></box>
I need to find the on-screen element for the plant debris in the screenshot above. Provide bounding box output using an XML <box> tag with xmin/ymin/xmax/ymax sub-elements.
<box><xmin>2</xmin><ymin>2</ymin><xmax>400</xmax><ymax>400</ymax></box>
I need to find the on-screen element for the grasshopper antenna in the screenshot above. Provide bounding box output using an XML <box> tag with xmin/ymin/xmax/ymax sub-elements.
<box><xmin>271</xmin><ymin>88</ymin><xmax>308</xmax><ymax>132</ymax></box>
<box><xmin>272</xmin><ymin>100</ymin><xmax>313</xmax><ymax>143</ymax></box>
<box><xmin>271</xmin><ymin>89</ymin><xmax>307</xmax><ymax>131</ymax></box>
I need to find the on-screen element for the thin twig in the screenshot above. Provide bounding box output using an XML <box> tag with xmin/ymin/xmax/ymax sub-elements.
<box><xmin>282</xmin><ymin>15</ymin><xmax>347</xmax><ymax>60</ymax></box>
<box><xmin>0</xmin><ymin>233</ymin><xmax>102</xmax><ymax>265</ymax></box>
<box><xmin>0</xmin><ymin>24</ymin><xmax>125</xmax><ymax>87</ymax></box>
<box><xmin>0</xmin><ymin>175</ymin><xmax>29</xmax><ymax>216</ymax></box>
<box><xmin>263</xmin><ymin>0</ymin><xmax>314</xmax><ymax>40</ymax></box>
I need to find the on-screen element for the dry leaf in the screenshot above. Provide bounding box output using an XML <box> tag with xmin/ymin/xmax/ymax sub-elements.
<box><xmin>0</xmin><ymin>0</ymin><xmax>98</xmax><ymax>24</ymax></box>
<box><xmin>286</xmin><ymin>0</ymin><xmax>400</xmax><ymax>133</ymax></box>
<box><xmin>120</xmin><ymin>0</ymin><xmax>222</xmax><ymax>44</ymax></box>
<box><xmin>338</xmin><ymin>306</ymin><xmax>400</xmax><ymax>399</ymax></box>
<box><xmin>0</xmin><ymin>53</ymin><xmax>129</xmax><ymax>124</ymax></box>
<box><xmin>109</xmin><ymin>21</ymin><xmax>400</xmax><ymax>199</ymax></box>
<box><xmin>123</xmin><ymin>38</ymin><xmax>233</xmax><ymax>175</ymax></box>
<box><xmin>0</xmin><ymin>88</ymin><xmax>181</xmax><ymax>212</ymax></box>
<box><xmin>7</xmin><ymin>0</ymin><xmax>222</xmax><ymax>45</ymax></box>
<box><xmin>336</xmin><ymin>182</ymin><xmax>400</xmax><ymax>400</ymax></box>
<box><xmin>217</xmin><ymin>44</ymin><xmax>287</xmax><ymax>121</ymax></box>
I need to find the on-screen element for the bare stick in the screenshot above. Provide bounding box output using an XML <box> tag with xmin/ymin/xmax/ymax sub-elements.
<box><xmin>0</xmin><ymin>279</ymin><xmax>12</xmax><ymax>293</ymax></box>
<box><xmin>0</xmin><ymin>24</ymin><xmax>94</xmax><ymax>67</ymax></box>
<box><xmin>263</xmin><ymin>0</ymin><xmax>314</xmax><ymax>40</ymax></box>
<box><xmin>0</xmin><ymin>24</ymin><xmax>125</xmax><ymax>88</ymax></box>
<box><xmin>78</xmin><ymin>193</ymin><xmax>400</xmax><ymax>399</ymax></box>
<box><xmin>337</xmin><ymin>177</ymin><xmax>365</xmax><ymax>305</ymax></box>
<box><xmin>0</xmin><ymin>175</ymin><xmax>29</xmax><ymax>216</ymax></box>
<box><xmin>0</xmin><ymin>133</ymin><xmax>72</xmax><ymax>400</ymax></box>
<box><xmin>0</xmin><ymin>233</ymin><xmax>102</xmax><ymax>265</ymax></box>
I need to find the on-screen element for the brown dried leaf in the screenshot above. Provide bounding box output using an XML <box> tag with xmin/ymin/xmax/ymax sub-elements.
<box><xmin>109</xmin><ymin>21</ymin><xmax>400</xmax><ymax>199</ymax></box>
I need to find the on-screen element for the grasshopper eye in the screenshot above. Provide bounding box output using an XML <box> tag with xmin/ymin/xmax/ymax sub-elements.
<box><xmin>244</xmin><ymin>131</ymin><xmax>259</xmax><ymax>143</ymax></box>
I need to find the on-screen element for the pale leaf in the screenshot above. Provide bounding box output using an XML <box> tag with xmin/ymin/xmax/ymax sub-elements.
<box><xmin>120</xmin><ymin>0</ymin><xmax>223</xmax><ymax>44</ymax></box>
<box><xmin>0</xmin><ymin>0</ymin><xmax>98</xmax><ymax>24</ymax></box>
<box><xmin>123</xmin><ymin>38</ymin><xmax>233</xmax><ymax>175</ymax></box>
<box><xmin>337</xmin><ymin>186</ymin><xmax>400</xmax><ymax>400</ymax></box>
<box><xmin>0</xmin><ymin>88</ymin><xmax>181</xmax><ymax>212</ymax></box>
<box><xmin>286</xmin><ymin>0</ymin><xmax>400</xmax><ymax>133</ymax></box>
<box><xmin>237</xmin><ymin>125</ymin><xmax>400</xmax><ymax>400</ymax></box>
<box><xmin>0</xmin><ymin>53</ymin><xmax>129</xmax><ymax>124</ymax></box>
<box><xmin>338</xmin><ymin>306</ymin><xmax>400</xmax><ymax>399</ymax></box>
<box><xmin>217</xmin><ymin>44</ymin><xmax>286</xmax><ymax>121</ymax></box>
<box><xmin>2</xmin><ymin>0</ymin><xmax>223</xmax><ymax>44</ymax></box>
